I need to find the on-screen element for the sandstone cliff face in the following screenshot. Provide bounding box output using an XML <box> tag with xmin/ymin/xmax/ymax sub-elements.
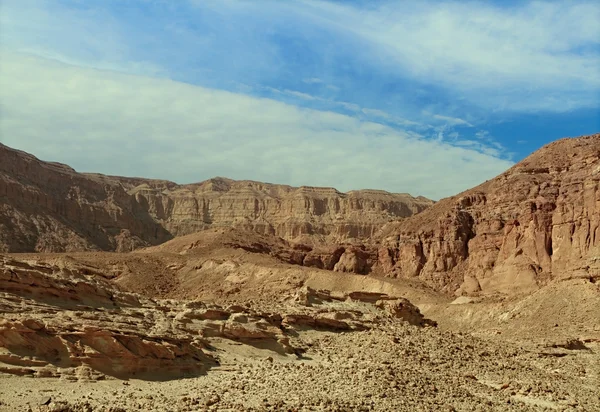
<box><xmin>0</xmin><ymin>143</ymin><xmax>432</xmax><ymax>252</ymax></box>
<box><xmin>124</xmin><ymin>178</ymin><xmax>432</xmax><ymax>243</ymax></box>
<box><xmin>377</xmin><ymin>134</ymin><xmax>600</xmax><ymax>295</ymax></box>
<box><xmin>0</xmin><ymin>145</ymin><xmax>172</xmax><ymax>252</ymax></box>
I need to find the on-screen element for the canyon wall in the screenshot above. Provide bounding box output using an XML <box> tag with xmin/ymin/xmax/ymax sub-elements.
<box><xmin>0</xmin><ymin>145</ymin><xmax>171</xmax><ymax>252</ymax></box>
<box><xmin>125</xmin><ymin>178</ymin><xmax>432</xmax><ymax>242</ymax></box>
<box><xmin>376</xmin><ymin>134</ymin><xmax>600</xmax><ymax>295</ymax></box>
<box><xmin>0</xmin><ymin>143</ymin><xmax>432</xmax><ymax>252</ymax></box>
<box><xmin>3</xmin><ymin>134</ymin><xmax>598</xmax><ymax>297</ymax></box>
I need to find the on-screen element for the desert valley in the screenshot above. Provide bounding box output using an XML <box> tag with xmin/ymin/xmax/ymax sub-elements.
<box><xmin>0</xmin><ymin>133</ymin><xmax>598</xmax><ymax>411</ymax></box>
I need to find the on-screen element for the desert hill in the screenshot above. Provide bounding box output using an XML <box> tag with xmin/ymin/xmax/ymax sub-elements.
<box><xmin>0</xmin><ymin>143</ymin><xmax>432</xmax><ymax>253</ymax></box>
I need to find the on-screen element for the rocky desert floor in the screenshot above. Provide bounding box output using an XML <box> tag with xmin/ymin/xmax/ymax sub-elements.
<box><xmin>1</xmin><ymin>243</ymin><xmax>599</xmax><ymax>412</ymax></box>
<box><xmin>3</xmin><ymin>326</ymin><xmax>599</xmax><ymax>412</ymax></box>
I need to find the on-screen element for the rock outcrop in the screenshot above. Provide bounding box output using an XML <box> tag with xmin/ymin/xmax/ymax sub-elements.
<box><xmin>139</xmin><ymin>227</ymin><xmax>379</xmax><ymax>276</ymax></box>
<box><xmin>0</xmin><ymin>143</ymin><xmax>432</xmax><ymax>253</ymax></box>
<box><xmin>377</xmin><ymin>134</ymin><xmax>600</xmax><ymax>295</ymax></box>
<box><xmin>0</xmin><ymin>145</ymin><xmax>173</xmax><ymax>253</ymax></box>
<box><xmin>0</xmin><ymin>255</ymin><xmax>433</xmax><ymax>380</ymax></box>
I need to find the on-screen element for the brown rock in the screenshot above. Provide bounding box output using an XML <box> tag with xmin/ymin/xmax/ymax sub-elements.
<box><xmin>375</xmin><ymin>298</ymin><xmax>431</xmax><ymax>326</ymax></box>
<box><xmin>0</xmin><ymin>143</ymin><xmax>432</xmax><ymax>253</ymax></box>
<box><xmin>333</xmin><ymin>247</ymin><xmax>370</xmax><ymax>274</ymax></box>
<box><xmin>378</xmin><ymin>133</ymin><xmax>600</xmax><ymax>295</ymax></box>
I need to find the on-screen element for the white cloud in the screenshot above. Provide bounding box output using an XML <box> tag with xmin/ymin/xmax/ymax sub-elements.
<box><xmin>243</xmin><ymin>0</ymin><xmax>600</xmax><ymax>112</ymax></box>
<box><xmin>3</xmin><ymin>0</ymin><xmax>596</xmax><ymax>121</ymax></box>
<box><xmin>361</xmin><ymin>108</ymin><xmax>391</xmax><ymax>120</ymax></box>
<box><xmin>0</xmin><ymin>0</ymin><xmax>160</xmax><ymax>76</ymax></box>
<box><xmin>302</xmin><ymin>77</ymin><xmax>323</xmax><ymax>84</ymax></box>
<box><xmin>431</xmin><ymin>114</ymin><xmax>473</xmax><ymax>127</ymax></box>
<box><xmin>282</xmin><ymin>90</ymin><xmax>319</xmax><ymax>101</ymax></box>
<box><xmin>260</xmin><ymin>87</ymin><xmax>429</xmax><ymax>129</ymax></box>
<box><xmin>339</xmin><ymin>102</ymin><xmax>361</xmax><ymax>112</ymax></box>
<box><xmin>359</xmin><ymin>108</ymin><xmax>423</xmax><ymax>128</ymax></box>
<box><xmin>0</xmin><ymin>52</ymin><xmax>514</xmax><ymax>200</ymax></box>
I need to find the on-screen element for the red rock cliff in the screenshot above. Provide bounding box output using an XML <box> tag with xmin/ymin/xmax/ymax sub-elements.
<box><xmin>377</xmin><ymin>134</ymin><xmax>600</xmax><ymax>295</ymax></box>
<box><xmin>0</xmin><ymin>144</ymin><xmax>432</xmax><ymax>252</ymax></box>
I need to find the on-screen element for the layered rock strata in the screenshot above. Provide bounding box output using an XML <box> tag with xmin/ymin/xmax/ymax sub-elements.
<box><xmin>0</xmin><ymin>143</ymin><xmax>432</xmax><ymax>252</ymax></box>
<box><xmin>376</xmin><ymin>134</ymin><xmax>600</xmax><ymax>295</ymax></box>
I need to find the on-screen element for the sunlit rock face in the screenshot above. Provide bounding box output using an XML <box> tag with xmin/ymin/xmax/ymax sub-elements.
<box><xmin>376</xmin><ymin>134</ymin><xmax>600</xmax><ymax>295</ymax></box>
<box><xmin>0</xmin><ymin>143</ymin><xmax>432</xmax><ymax>253</ymax></box>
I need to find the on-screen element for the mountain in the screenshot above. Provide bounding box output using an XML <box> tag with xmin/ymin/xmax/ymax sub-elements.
<box><xmin>0</xmin><ymin>143</ymin><xmax>432</xmax><ymax>252</ymax></box>
<box><xmin>2</xmin><ymin>134</ymin><xmax>598</xmax><ymax>298</ymax></box>
<box><xmin>376</xmin><ymin>133</ymin><xmax>600</xmax><ymax>295</ymax></box>
<box><xmin>1</xmin><ymin>135</ymin><xmax>599</xmax><ymax>411</ymax></box>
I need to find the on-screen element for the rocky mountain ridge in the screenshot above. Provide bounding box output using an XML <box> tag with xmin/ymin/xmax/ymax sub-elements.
<box><xmin>0</xmin><ymin>143</ymin><xmax>432</xmax><ymax>253</ymax></box>
<box><xmin>2</xmin><ymin>133</ymin><xmax>599</xmax><ymax>298</ymax></box>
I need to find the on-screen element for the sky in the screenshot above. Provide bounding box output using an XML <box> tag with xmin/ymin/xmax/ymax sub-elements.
<box><xmin>0</xmin><ymin>0</ymin><xmax>598</xmax><ymax>199</ymax></box>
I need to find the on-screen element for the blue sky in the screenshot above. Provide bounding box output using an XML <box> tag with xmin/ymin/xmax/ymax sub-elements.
<box><xmin>0</xmin><ymin>0</ymin><xmax>598</xmax><ymax>199</ymax></box>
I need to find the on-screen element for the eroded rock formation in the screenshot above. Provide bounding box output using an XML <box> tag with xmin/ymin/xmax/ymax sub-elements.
<box><xmin>0</xmin><ymin>143</ymin><xmax>432</xmax><ymax>253</ymax></box>
<box><xmin>377</xmin><ymin>134</ymin><xmax>600</xmax><ymax>295</ymax></box>
<box><xmin>0</xmin><ymin>256</ymin><xmax>432</xmax><ymax>380</ymax></box>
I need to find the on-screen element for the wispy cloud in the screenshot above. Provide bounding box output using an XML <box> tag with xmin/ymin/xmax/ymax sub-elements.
<box><xmin>0</xmin><ymin>52</ymin><xmax>514</xmax><ymax>199</ymax></box>
<box><xmin>3</xmin><ymin>0</ymin><xmax>597</xmax><ymax>116</ymax></box>
<box><xmin>431</xmin><ymin>114</ymin><xmax>473</xmax><ymax>127</ymax></box>
<box><xmin>303</xmin><ymin>77</ymin><xmax>323</xmax><ymax>84</ymax></box>
<box><xmin>261</xmin><ymin>87</ymin><xmax>430</xmax><ymax>130</ymax></box>
<box><xmin>289</xmin><ymin>0</ymin><xmax>600</xmax><ymax>112</ymax></box>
